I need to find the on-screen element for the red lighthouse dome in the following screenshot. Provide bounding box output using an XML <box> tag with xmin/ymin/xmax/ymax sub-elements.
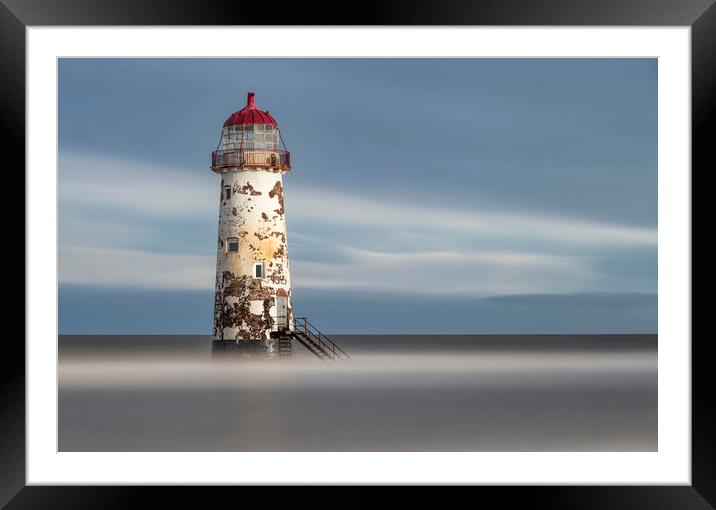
<box><xmin>223</xmin><ymin>92</ymin><xmax>278</xmax><ymax>127</ymax></box>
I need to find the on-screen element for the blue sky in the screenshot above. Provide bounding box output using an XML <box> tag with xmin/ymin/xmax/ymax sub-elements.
<box><xmin>58</xmin><ymin>58</ymin><xmax>657</xmax><ymax>334</ymax></box>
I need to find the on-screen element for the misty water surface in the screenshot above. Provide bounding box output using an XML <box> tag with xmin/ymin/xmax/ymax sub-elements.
<box><xmin>59</xmin><ymin>335</ymin><xmax>657</xmax><ymax>451</ymax></box>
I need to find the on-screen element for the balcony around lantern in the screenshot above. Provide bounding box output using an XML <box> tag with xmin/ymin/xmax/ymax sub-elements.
<box><xmin>211</xmin><ymin>147</ymin><xmax>291</xmax><ymax>172</ymax></box>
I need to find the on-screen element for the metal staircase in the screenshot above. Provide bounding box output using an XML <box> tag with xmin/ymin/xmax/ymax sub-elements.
<box><xmin>277</xmin><ymin>335</ymin><xmax>293</xmax><ymax>358</ymax></box>
<box><xmin>272</xmin><ymin>317</ymin><xmax>349</xmax><ymax>361</ymax></box>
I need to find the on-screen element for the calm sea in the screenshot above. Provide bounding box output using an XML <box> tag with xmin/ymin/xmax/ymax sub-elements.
<box><xmin>59</xmin><ymin>334</ymin><xmax>657</xmax><ymax>451</ymax></box>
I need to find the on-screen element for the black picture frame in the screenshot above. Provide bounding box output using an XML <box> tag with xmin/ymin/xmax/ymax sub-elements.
<box><xmin>2</xmin><ymin>0</ymin><xmax>709</xmax><ymax>507</ymax></box>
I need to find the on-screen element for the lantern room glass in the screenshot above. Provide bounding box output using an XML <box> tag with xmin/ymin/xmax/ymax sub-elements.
<box><xmin>220</xmin><ymin>124</ymin><xmax>279</xmax><ymax>150</ymax></box>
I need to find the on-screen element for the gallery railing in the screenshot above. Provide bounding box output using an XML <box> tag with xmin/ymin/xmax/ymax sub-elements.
<box><xmin>211</xmin><ymin>148</ymin><xmax>291</xmax><ymax>171</ymax></box>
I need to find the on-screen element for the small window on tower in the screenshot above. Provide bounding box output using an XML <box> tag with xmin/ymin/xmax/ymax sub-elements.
<box><xmin>227</xmin><ymin>238</ymin><xmax>239</xmax><ymax>253</ymax></box>
<box><xmin>254</xmin><ymin>261</ymin><xmax>264</xmax><ymax>278</ymax></box>
<box><xmin>224</xmin><ymin>186</ymin><xmax>232</xmax><ymax>200</ymax></box>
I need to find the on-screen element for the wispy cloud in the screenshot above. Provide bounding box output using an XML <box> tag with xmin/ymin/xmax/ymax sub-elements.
<box><xmin>291</xmin><ymin>246</ymin><xmax>595</xmax><ymax>296</ymax></box>
<box><xmin>61</xmin><ymin>151</ymin><xmax>656</xmax><ymax>247</ymax></box>
<box><xmin>59</xmin><ymin>243</ymin><xmax>594</xmax><ymax>296</ymax></box>
<box><xmin>60</xmin><ymin>151</ymin><xmax>216</xmax><ymax>218</ymax></box>
<box><xmin>60</xmin><ymin>246</ymin><xmax>214</xmax><ymax>290</ymax></box>
<box><xmin>288</xmin><ymin>189</ymin><xmax>656</xmax><ymax>248</ymax></box>
<box><xmin>58</xmin><ymin>150</ymin><xmax>656</xmax><ymax>295</ymax></box>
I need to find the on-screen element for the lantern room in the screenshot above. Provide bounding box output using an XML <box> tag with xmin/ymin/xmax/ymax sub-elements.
<box><xmin>211</xmin><ymin>92</ymin><xmax>291</xmax><ymax>172</ymax></box>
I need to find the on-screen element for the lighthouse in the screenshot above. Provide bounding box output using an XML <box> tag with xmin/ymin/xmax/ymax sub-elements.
<box><xmin>210</xmin><ymin>92</ymin><xmax>293</xmax><ymax>356</ymax></box>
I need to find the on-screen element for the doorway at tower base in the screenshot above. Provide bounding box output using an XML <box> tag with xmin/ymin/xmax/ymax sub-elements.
<box><xmin>211</xmin><ymin>338</ymin><xmax>281</xmax><ymax>358</ymax></box>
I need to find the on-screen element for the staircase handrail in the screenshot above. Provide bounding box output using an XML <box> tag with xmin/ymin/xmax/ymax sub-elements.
<box><xmin>292</xmin><ymin>317</ymin><xmax>350</xmax><ymax>360</ymax></box>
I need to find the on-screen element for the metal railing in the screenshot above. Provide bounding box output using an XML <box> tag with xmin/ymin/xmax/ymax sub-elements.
<box><xmin>211</xmin><ymin>148</ymin><xmax>291</xmax><ymax>171</ymax></box>
<box><xmin>292</xmin><ymin>317</ymin><xmax>350</xmax><ymax>361</ymax></box>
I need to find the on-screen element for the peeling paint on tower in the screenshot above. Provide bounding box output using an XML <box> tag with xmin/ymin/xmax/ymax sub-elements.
<box><xmin>210</xmin><ymin>92</ymin><xmax>293</xmax><ymax>356</ymax></box>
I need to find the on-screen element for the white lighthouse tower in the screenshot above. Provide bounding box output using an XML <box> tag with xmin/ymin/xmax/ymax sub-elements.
<box><xmin>211</xmin><ymin>92</ymin><xmax>293</xmax><ymax>356</ymax></box>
